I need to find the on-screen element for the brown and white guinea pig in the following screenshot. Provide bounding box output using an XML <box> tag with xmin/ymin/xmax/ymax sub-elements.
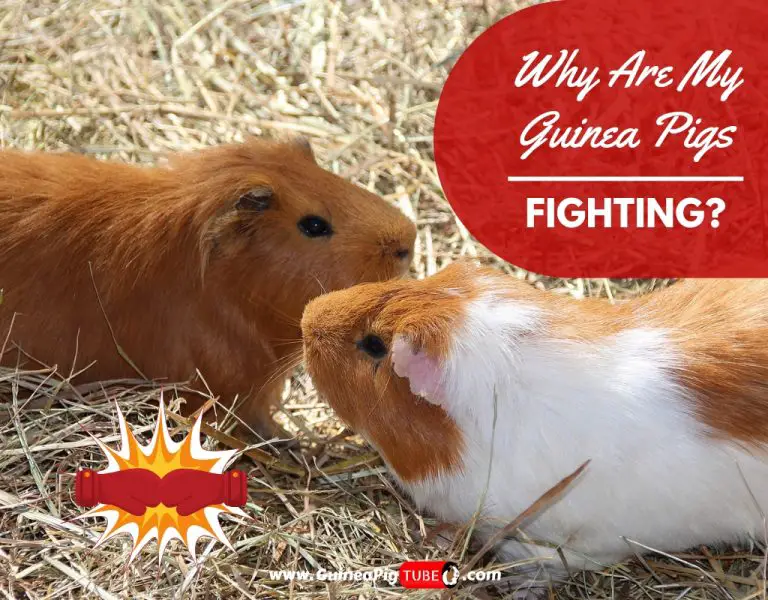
<box><xmin>302</xmin><ymin>261</ymin><xmax>768</xmax><ymax>575</ymax></box>
<box><xmin>0</xmin><ymin>138</ymin><xmax>415</xmax><ymax>436</ymax></box>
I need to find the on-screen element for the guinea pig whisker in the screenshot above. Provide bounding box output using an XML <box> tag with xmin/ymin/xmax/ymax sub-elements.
<box><xmin>272</xmin><ymin>342</ymin><xmax>303</xmax><ymax>350</ymax></box>
<box><xmin>356</xmin><ymin>260</ymin><xmax>376</xmax><ymax>285</ymax></box>
<box><xmin>247</xmin><ymin>296</ymin><xmax>301</xmax><ymax>327</ymax></box>
<box><xmin>255</xmin><ymin>350</ymin><xmax>304</xmax><ymax>398</ymax></box>
<box><xmin>268</xmin><ymin>349</ymin><xmax>304</xmax><ymax>374</ymax></box>
<box><xmin>366</xmin><ymin>363</ymin><xmax>394</xmax><ymax>421</ymax></box>
<box><xmin>259</xmin><ymin>365</ymin><xmax>293</xmax><ymax>395</ymax></box>
<box><xmin>310</xmin><ymin>274</ymin><xmax>327</xmax><ymax>295</ymax></box>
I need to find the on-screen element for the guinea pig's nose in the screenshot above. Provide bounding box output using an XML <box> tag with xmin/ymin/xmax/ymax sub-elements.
<box><xmin>301</xmin><ymin>303</ymin><xmax>329</xmax><ymax>343</ymax></box>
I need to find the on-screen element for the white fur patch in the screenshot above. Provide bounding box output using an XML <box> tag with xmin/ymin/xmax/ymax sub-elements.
<box><xmin>397</xmin><ymin>292</ymin><xmax>768</xmax><ymax>576</ymax></box>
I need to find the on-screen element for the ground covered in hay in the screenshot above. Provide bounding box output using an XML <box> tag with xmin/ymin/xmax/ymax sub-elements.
<box><xmin>0</xmin><ymin>0</ymin><xmax>765</xmax><ymax>598</ymax></box>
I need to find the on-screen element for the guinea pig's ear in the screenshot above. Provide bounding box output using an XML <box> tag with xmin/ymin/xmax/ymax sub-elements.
<box><xmin>293</xmin><ymin>136</ymin><xmax>316</xmax><ymax>163</ymax></box>
<box><xmin>235</xmin><ymin>186</ymin><xmax>273</xmax><ymax>212</ymax></box>
<box><xmin>391</xmin><ymin>335</ymin><xmax>446</xmax><ymax>405</ymax></box>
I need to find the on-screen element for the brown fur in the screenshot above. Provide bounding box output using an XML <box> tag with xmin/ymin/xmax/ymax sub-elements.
<box><xmin>0</xmin><ymin>138</ymin><xmax>415</xmax><ymax>434</ymax></box>
<box><xmin>634</xmin><ymin>280</ymin><xmax>768</xmax><ymax>444</ymax></box>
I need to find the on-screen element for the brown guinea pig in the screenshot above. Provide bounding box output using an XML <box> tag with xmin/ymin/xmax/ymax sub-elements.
<box><xmin>0</xmin><ymin>138</ymin><xmax>415</xmax><ymax>436</ymax></box>
<box><xmin>302</xmin><ymin>261</ymin><xmax>768</xmax><ymax>576</ymax></box>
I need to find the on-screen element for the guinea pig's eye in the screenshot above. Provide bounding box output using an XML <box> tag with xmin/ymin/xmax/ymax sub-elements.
<box><xmin>357</xmin><ymin>334</ymin><xmax>388</xmax><ymax>359</ymax></box>
<box><xmin>298</xmin><ymin>215</ymin><xmax>333</xmax><ymax>238</ymax></box>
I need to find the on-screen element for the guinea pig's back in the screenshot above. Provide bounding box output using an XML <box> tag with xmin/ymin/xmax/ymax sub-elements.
<box><xmin>634</xmin><ymin>279</ymin><xmax>768</xmax><ymax>445</ymax></box>
<box><xmin>0</xmin><ymin>151</ymin><xmax>188</xmax><ymax>378</ymax></box>
<box><xmin>0</xmin><ymin>151</ymin><xmax>166</xmax><ymax>243</ymax></box>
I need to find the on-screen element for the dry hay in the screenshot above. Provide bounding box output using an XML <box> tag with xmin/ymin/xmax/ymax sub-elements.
<box><xmin>0</xmin><ymin>0</ymin><xmax>764</xmax><ymax>598</ymax></box>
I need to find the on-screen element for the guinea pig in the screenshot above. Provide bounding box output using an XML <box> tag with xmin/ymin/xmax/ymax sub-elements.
<box><xmin>0</xmin><ymin>138</ymin><xmax>415</xmax><ymax>436</ymax></box>
<box><xmin>302</xmin><ymin>260</ymin><xmax>768</xmax><ymax>576</ymax></box>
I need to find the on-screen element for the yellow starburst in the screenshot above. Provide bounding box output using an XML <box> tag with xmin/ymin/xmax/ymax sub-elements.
<box><xmin>77</xmin><ymin>398</ymin><xmax>246</xmax><ymax>563</ymax></box>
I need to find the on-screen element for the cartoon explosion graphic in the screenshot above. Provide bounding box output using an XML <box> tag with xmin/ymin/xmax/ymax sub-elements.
<box><xmin>75</xmin><ymin>401</ymin><xmax>247</xmax><ymax>563</ymax></box>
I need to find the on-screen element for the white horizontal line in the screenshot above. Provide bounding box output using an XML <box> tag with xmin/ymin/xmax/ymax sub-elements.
<box><xmin>507</xmin><ymin>176</ymin><xmax>744</xmax><ymax>182</ymax></box>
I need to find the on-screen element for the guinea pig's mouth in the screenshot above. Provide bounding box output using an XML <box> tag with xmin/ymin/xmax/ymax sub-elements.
<box><xmin>300</xmin><ymin>329</ymin><xmax>322</xmax><ymax>356</ymax></box>
<box><xmin>300</xmin><ymin>344</ymin><xmax>324</xmax><ymax>384</ymax></box>
<box><xmin>299</xmin><ymin>318</ymin><xmax>340</xmax><ymax>367</ymax></box>
<box><xmin>387</xmin><ymin>256</ymin><xmax>413</xmax><ymax>280</ymax></box>
<box><xmin>379</xmin><ymin>243</ymin><xmax>413</xmax><ymax>278</ymax></box>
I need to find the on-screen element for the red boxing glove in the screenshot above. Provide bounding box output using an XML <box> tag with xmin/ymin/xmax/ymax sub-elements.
<box><xmin>160</xmin><ymin>469</ymin><xmax>247</xmax><ymax>516</ymax></box>
<box><xmin>75</xmin><ymin>468</ymin><xmax>162</xmax><ymax>516</ymax></box>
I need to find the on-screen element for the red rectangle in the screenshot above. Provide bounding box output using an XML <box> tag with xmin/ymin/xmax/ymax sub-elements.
<box><xmin>399</xmin><ymin>561</ymin><xmax>448</xmax><ymax>589</ymax></box>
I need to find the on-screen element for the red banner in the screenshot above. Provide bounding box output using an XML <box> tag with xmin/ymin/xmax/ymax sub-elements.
<box><xmin>434</xmin><ymin>0</ymin><xmax>768</xmax><ymax>277</ymax></box>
